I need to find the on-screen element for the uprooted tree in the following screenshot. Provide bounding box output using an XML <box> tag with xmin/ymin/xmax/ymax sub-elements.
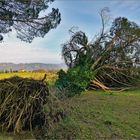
<box><xmin>0</xmin><ymin>0</ymin><xmax>61</xmax><ymax>42</ymax></box>
<box><xmin>56</xmin><ymin>8</ymin><xmax>140</xmax><ymax>95</ymax></box>
<box><xmin>0</xmin><ymin>77</ymin><xmax>64</xmax><ymax>134</ymax></box>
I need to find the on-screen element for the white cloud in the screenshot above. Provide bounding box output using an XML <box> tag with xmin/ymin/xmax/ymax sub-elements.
<box><xmin>0</xmin><ymin>27</ymin><xmax>63</xmax><ymax>64</ymax></box>
<box><xmin>0</xmin><ymin>37</ymin><xmax>62</xmax><ymax>64</ymax></box>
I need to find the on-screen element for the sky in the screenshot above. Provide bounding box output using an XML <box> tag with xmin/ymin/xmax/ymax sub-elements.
<box><xmin>0</xmin><ymin>0</ymin><xmax>140</xmax><ymax>64</ymax></box>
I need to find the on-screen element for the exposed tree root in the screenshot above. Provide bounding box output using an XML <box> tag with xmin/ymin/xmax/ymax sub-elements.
<box><xmin>90</xmin><ymin>78</ymin><xmax>110</xmax><ymax>91</ymax></box>
<box><xmin>89</xmin><ymin>78</ymin><xmax>131</xmax><ymax>92</ymax></box>
<box><xmin>0</xmin><ymin>76</ymin><xmax>64</xmax><ymax>134</ymax></box>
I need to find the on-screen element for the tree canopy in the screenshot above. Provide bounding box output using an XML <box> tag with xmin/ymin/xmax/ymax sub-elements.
<box><xmin>0</xmin><ymin>0</ymin><xmax>61</xmax><ymax>43</ymax></box>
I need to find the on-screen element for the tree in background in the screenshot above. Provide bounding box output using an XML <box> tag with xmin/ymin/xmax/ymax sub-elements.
<box><xmin>56</xmin><ymin>8</ymin><xmax>140</xmax><ymax>96</ymax></box>
<box><xmin>0</xmin><ymin>0</ymin><xmax>61</xmax><ymax>42</ymax></box>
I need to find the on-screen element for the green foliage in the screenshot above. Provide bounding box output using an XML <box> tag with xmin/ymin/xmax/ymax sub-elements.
<box><xmin>55</xmin><ymin>69</ymin><xmax>82</xmax><ymax>97</ymax></box>
<box><xmin>55</xmin><ymin>64</ymin><xmax>93</xmax><ymax>97</ymax></box>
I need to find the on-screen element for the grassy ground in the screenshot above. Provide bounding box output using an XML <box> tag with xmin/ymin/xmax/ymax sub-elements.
<box><xmin>0</xmin><ymin>72</ymin><xmax>140</xmax><ymax>139</ymax></box>
<box><xmin>48</xmin><ymin>89</ymin><xmax>140</xmax><ymax>140</ymax></box>
<box><xmin>0</xmin><ymin>132</ymin><xmax>35</xmax><ymax>140</ymax></box>
<box><xmin>1</xmin><ymin>89</ymin><xmax>140</xmax><ymax>140</ymax></box>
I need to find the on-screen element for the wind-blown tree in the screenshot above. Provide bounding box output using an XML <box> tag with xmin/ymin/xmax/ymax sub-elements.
<box><xmin>56</xmin><ymin>8</ymin><xmax>140</xmax><ymax>95</ymax></box>
<box><xmin>0</xmin><ymin>0</ymin><xmax>61</xmax><ymax>42</ymax></box>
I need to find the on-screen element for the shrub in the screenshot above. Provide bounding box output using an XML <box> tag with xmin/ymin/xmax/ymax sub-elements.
<box><xmin>55</xmin><ymin>65</ymin><xmax>93</xmax><ymax>97</ymax></box>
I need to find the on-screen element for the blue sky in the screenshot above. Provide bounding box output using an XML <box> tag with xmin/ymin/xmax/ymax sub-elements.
<box><xmin>0</xmin><ymin>0</ymin><xmax>140</xmax><ymax>64</ymax></box>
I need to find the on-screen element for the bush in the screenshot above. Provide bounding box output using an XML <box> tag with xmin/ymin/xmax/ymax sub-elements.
<box><xmin>55</xmin><ymin>65</ymin><xmax>93</xmax><ymax>97</ymax></box>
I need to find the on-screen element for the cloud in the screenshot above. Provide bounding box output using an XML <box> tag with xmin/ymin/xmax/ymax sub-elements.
<box><xmin>0</xmin><ymin>25</ymin><xmax>64</xmax><ymax>64</ymax></box>
<box><xmin>0</xmin><ymin>0</ymin><xmax>140</xmax><ymax>64</ymax></box>
<box><xmin>0</xmin><ymin>38</ymin><xmax>63</xmax><ymax>64</ymax></box>
<box><xmin>110</xmin><ymin>0</ymin><xmax>140</xmax><ymax>19</ymax></box>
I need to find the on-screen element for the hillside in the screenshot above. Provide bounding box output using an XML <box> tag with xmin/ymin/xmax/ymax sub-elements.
<box><xmin>0</xmin><ymin>63</ymin><xmax>67</xmax><ymax>71</ymax></box>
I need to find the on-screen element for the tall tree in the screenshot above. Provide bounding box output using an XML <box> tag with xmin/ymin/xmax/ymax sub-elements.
<box><xmin>0</xmin><ymin>0</ymin><xmax>61</xmax><ymax>43</ymax></box>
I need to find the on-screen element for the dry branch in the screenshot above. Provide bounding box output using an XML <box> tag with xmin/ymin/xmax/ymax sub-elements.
<box><xmin>0</xmin><ymin>76</ymin><xmax>64</xmax><ymax>133</ymax></box>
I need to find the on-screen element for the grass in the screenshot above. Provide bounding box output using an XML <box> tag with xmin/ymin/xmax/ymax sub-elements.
<box><xmin>0</xmin><ymin>72</ymin><xmax>140</xmax><ymax>139</ymax></box>
<box><xmin>48</xmin><ymin>89</ymin><xmax>140</xmax><ymax>139</ymax></box>
<box><xmin>0</xmin><ymin>71</ymin><xmax>57</xmax><ymax>85</ymax></box>
<box><xmin>0</xmin><ymin>132</ymin><xmax>35</xmax><ymax>140</ymax></box>
<box><xmin>0</xmin><ymin>135</ymin><xmax>13</xmax><ymax>140</ymax></box>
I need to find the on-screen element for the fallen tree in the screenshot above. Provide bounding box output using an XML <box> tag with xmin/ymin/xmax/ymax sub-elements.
<box><xmin>56</xmin><ymin>8</ymin><xmax>140</xmax><ymax>95</ymax></box>
<box><xmin>0</xmin><ymin>76</ymin><xmax>64</xmax><ymax>133</ymax></box>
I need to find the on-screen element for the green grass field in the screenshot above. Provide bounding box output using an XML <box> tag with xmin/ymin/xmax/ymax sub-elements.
<box><xmin>0</xmin><ymin>72</ymin><xmax>140</xmax><ymax>139</ymax></box>
<box><xmin>48</xmin><ymin>89</ymin><xmax>140</xmax><ymax>139</ymax></box>
<box><xmin>1</xmin><ymin>89</ymin><xmax>140</xmax><ymax>140</ymax></box>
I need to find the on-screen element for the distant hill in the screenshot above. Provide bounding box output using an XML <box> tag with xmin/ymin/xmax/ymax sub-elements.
<box><xmin>0</xmin><ymin>63</ymin><xmax>67</xmax><ymax>71</ymax></box>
